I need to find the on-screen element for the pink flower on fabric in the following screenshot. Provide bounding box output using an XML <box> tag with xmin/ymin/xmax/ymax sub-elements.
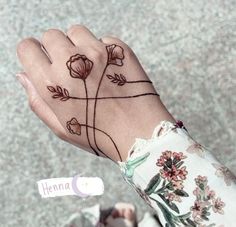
<box><xmin>172</xmin><ymin>180</ymin><xmax>184</xmax><ymax>190</ymax></box>
<box><xmin>205</xmin><ymin>186</ymin><xmax>215</xmax><ymax>200</ymax></box>
<box><xmin>186</xmin><ymin>142</ymin><xmax>205</xmax><ymax>157</ymax></box>
<box><xmin>191</xmin><ymin>201</ymin><xmax>205</xmax><ymax>219</ymax></box>
<box><xmin>195</xmin><ymin>175</ymin><xmax>208</xmax><ymax>187</ymax></box>
<box><xmin>173</xmin><ymin>152</ymin><xmax>186</xmax><ymax>161</ymax></box>
<box><xmin>177</xmin><ymin>166</ymin><xmax>188</xmax><ymax>180</ymax></box>
<box><xmin>160</xmin><ymin>165</ymin><xmax>179</xmax><ymax>181</ymax></box>
<box><xmin>156</xmin><ymin>150</ymin><xmax>186</xmax><ymax>167</ymax></box>
<box><xmin>66</xmin><ymin>54</ymin><xmax>93</xmax><ymax>80</ymax></box>
<box><xmin>106</xmin><ymin>44</ymin><xmax>124</xmax><ymax>66</ymax></box>
<box><xmin>212</xmin><ymin>197</ymin><xmax>225</xmax><ymax>214</ymax></box>
<box><xmin>212</xmin><ymin>163</ymin><xmax>236</xmax><ymax>186</ymax></box>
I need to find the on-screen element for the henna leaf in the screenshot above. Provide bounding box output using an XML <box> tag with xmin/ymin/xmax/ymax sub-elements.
<box><xmin>158</xmin><ymin>194</ymin><xmax>180</xmax><ymax>213</ymax></box>
<box><xmin>106</xmin><ymin>73</ymin><xmax>127</xmax><ymax>86</ymax></box>
<box><xmin>47</xmin><ymin>86</ymin><xmax>56</xmax><ymax>92</ymax></box>
<box><xmin>60</xmin><ymin>97</ymin><xmax>70</xmax><ymax>101</ymax></box>
<box><xmin>56</xmin><ymin>86</ymin><xmax>62</xmax><ymax>93</ymax></box>
<box><xmin>47</xmin><ymin>85</ymin><xmax>70</xmax><ymax>101</ymax></box>
<box><xmin>106</xmin><ymin>74</ymin><xmax>113</xmax><ymax>79</ymax></box>
<box><xmin>174</xmin><ymin>189</ymin><xmax>189</xmax><ymax>197</ymax></box>
<box><xmin>64</xmin><ymin>88</ymin><xmax>69</xmax><ymax>97</ymax></box>
<box><xmin>52</xmin><ymin>94</ymin><xmax>61</xmax><ymax>98</ymax></box>
<box><xmin>144</xmin><ymin>173</ymin><xmax>161</xmax><ymax>195</ymax></box>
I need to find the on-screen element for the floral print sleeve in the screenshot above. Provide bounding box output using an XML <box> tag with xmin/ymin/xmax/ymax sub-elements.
<box><xmin>118</xmin><ymin>120</ymin><xmax>236</xmax><ymax>227</ymax></box>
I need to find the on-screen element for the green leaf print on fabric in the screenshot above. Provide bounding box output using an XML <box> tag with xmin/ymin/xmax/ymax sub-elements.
<box><xmin>123</xmin><ymin>152</ymin><xmax>150</xmax><ymax>180</ymax></box>
<box><xmin>144</xmin><ymin>173</ymin><xmax>161</xmax><ymax>195</ymax></box>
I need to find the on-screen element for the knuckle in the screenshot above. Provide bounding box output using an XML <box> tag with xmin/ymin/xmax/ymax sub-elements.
<box><xmin>90</xmin><ymin>49</ymin><xmax>104</xmax><ymax>59</ymax></box>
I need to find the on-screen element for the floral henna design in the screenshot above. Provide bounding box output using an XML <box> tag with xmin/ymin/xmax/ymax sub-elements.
<box><xmin>66</xmin><ymin>117</ymin><xmax>119</xmax><ymax>160</ymax></box>
<box><xmin>66</xmin><ymin>118</ymin><xmax>81</xmax><ymax>135</ymax></box>
<box><xmin>106</xmin><ymin>44</ymin><xmax>124</xmax><ymax>66</ymax></box>
<box><xmin>106</xmin><ymin>73</ymin><xmax>152</xmax><ymax>86</ymax></box>
<box><xmin>47</xmin><ymin>44</ymin><xmax>160</xmax><ymax>161</ymax></box>
<box><xmin>47</xmin><ymin>85</ymin><xmax>70</xmax><ymax>101</ymax></box>
<box><xmin>66</xmin><ymin>54</ymin><xmax>93</xmax><ymax>79</ymax></box>
<box><xmin>48</xmin><ymin>88</ymin><xmax>159</xmax><ymax>101</ymax></box>
<box><xmin>65</xmin><ymin>54</ymin><xmax>101</xmax><ymax>157</ymax></box>
<box><xmin>92</xmin><ymin>44</ymin><xmax>124</xmax><ymax>160</ymax></box>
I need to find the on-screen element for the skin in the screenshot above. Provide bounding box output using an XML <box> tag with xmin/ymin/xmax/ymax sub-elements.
<box><xmin>16</xmin><ymin>25</ymin><xmax>175</xmax><ymax>163</ymax></box>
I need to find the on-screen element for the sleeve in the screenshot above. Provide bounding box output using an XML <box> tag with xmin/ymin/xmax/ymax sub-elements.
<box><xmin>117</xmin><ymin>120</ymin><xmax>236</xmax><ymax>227</ymax></box>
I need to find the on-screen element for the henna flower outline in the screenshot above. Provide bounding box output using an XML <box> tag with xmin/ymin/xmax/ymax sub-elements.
<box><xmin>106</xmin><ymin>44</ymin><xmax>124</xmax><ymax>66</ymax></box>
<box><xmin>66</xmin><ymin>118</ymin><xmax>81</xmax><ymax>135</ymax></box>
<box><xmin>66</xmin><ymin>54</ymin><xmax>93</xmax><ymax>80</ymax></box>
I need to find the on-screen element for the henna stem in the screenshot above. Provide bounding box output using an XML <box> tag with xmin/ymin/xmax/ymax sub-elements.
<box><xmin>83</xmin><ymin>79</ymin><xmax>100</xmax><ymax>157</ymax></box>
<box><xmin>80</xmin><ymin>124</ymin><xmax>121</xmax><ymax>161</ymax></box>
<box><xmin>92</xmin><ymin>64</ymin><xmax>119</xmax><ymax>160</ymax></box>
<box><xmin>69</xmin><ymin>92</ymin><xmax>159</xmax><ymax>101</ymax></box>
<box><xmin>126</xmin><ymin>80</ymin><xmax>152</xmax><ymax>84</ymax></box>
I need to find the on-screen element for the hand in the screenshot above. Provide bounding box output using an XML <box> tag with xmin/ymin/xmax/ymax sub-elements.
<box><xmin>16</xmin><ymin>25</ymin><xmax>175</xmax><ymax>162</ymax></box>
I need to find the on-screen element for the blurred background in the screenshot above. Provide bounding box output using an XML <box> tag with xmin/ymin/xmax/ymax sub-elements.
<box><xmin>0</xmin><ymin>0</ymin><xmax>235</xmax><ymax>226</ymax></box>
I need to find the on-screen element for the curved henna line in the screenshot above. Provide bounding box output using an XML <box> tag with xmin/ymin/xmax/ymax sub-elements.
<box><xmin>69</xmin><ymin>92</ymin><xmax>159</xmax><ymax>100</ymax></box>
<box><xmin>80</xmin><ymin>124</ymin><xmax>122</xmax><ymax>161</ymax></box>
<box><xmin>92</xmin><ymin>44</ymin><xmax>125</xmax><ymax>162</ymax></box>
<box><xmin>92</xmin><ymin>64</ymin><xmax>109</xmax><ymax>159</ymax></box>
<box><xmin>83</xmin><ymin>80</ymin><xmax>100</xmax><ymax>157</ymax></box>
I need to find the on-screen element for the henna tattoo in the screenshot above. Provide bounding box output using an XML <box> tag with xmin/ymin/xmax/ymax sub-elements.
<box><xmin>47</xmin><ymin>86</ymin><xmax>158</xmax><ymax>100</ymax></box>
<box><xmin>106</xmin><ymin>44</ymin><xmax>124</xmax><ymax>66</ymax></box>
<box><xmin>66</xmin><ymin>54</ymin><xmax>93</xmax><ymax>80</ymax></box>
<box><xmin>92</xmin><ymin>44</ymin><xmax>124</xmax><ymax>161</ymax></box>
<box><xmin>67</xmin><ymin>118</ymin><xmax>81</xmax><ymax>135</ymax></box>
<box><xmin>47</xmin><ymin>85</ymin><xmax>70</xmax><ymax>101</ymax></box>
<box><xmin>66</xmin><ymin>117</ymin><xmax>120</xmax><ymax>161</ymax></box>
<box><xmin>83</xmin><ymin>79</ymin><xmax>100</xmax><ymax>156</ymax></box>
<box><xmin>47</xmin><ymin>44</ymin><xmax>159</xmax><ymax>162</ymax></box>
<box><xmin>68</xmin><ymin>92</ymin><xmax>159</xmax><ymax>100</ymax></box>
<box><xmin>106</xmin><ymin>73</ymin><xmax>153</xmax><ymax>86</ymax></box>
<box><xmin>65</xmin><ymin>54</ymin><xmax>101</xmax><ymax>157</ymax></box>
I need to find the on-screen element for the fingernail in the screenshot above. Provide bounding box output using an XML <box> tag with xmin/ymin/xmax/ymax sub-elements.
<box><xmin>16</xmin><ymin>73</ymin><xmax>26</xmax><ymax>88</ymax></box>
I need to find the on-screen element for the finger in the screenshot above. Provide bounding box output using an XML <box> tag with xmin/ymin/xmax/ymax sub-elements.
<box><xmin>17</xmin><ymin>37</ymin><xmax>51</xmax><ymax>74</ymax></box>
<box><xmin>16</xmin><ymin>72</ymin><xmax>67</xmax><ymax>140</ymax></box>
<box><xmin>66</xmin><ymin>25</ymin><xmax>100</xmax><ymax>47</ymax></box>
<box><xmin>41</xmin><ymin>29</ymin><xmax>74</xmax><ymax>60</ymax></box>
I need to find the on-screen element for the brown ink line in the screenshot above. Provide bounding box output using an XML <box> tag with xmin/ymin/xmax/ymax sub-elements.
<box><xmin>80</xmin><ymin>124</ymin><xmax>120</xmax><ymax>161</ymax></box>
<box><xmin>83</xmin><ymin>79</ymin><xmax>100</xmax><ymax>157</ymax></box>
<box><xmin>126</xmin><ymin>80</ymin><xmax>152</xmax><ymax>84</ymax></box>
<box><xmin>92</xmin><ymin>63</ymin><xmax>119</xmax><ymax>160</ymax></box>
<box><xmin>69</xmin><ymin>92</ymin><xmax>159</xmax><ymax>101</ymax></box>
